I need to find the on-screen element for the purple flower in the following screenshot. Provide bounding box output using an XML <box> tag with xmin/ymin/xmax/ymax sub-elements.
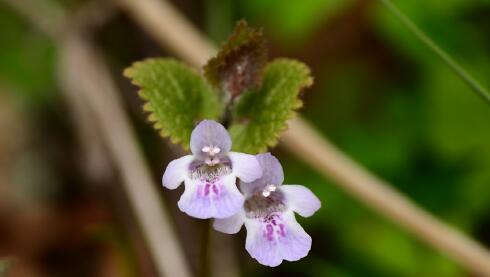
<box><xmin>162</xmin><ymin>120</ymin><xmax>262</xmax><ymax>219</ymax></box>
<box><xmin>213</xmin><ymin>153</ymin><xmax>321</xmax><ymax>267</ymax></box>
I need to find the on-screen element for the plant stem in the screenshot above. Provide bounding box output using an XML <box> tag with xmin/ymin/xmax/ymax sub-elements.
<box><xmin>221</xmin><ymin>100</ymin><xmax>234</xmax><ymax>129</ymax></box>
<box><xmin>379</xmin><ymin>0</ymin><xmax>490</xmax><ymax>106</ymax></box>
<box><xmin>199</xmin><ymin>219</ymin><xmax>212</xmax><ymax>277</ymax></box>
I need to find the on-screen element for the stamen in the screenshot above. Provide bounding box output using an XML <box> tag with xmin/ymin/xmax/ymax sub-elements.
<box><xmin>202</xmin><ymin>145</ymin><xmax>221</xmax><ymax>156</ymax></box>
<box><xmin>244</xmin><ymin>189</ymin><xmax>286</xmax><ymax>219</ymax></box>
<box><xmin>209</xmin><ymin>147</ymin><xmax>221</xmax><ymax>156</ymax></box>
<box><xmin>261</xmin><ymin>184</ymin><xmax>277</xmax><ymax>197</ymax></box>
<box><xmin>205</xmin><ymin>157</ymin><xmax>220</xmax><ymax>166</ymax></box>
<box><xmin>189</xmin><ymin>156</ymin><xmax>232</xmax><ymax>181</ymax></box>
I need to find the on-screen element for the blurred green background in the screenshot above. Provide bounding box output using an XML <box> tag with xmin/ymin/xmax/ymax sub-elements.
<box><xmin>0</xmin><ymin>0</ymin><xmax>489</xmax><ymax>276</ymax></box>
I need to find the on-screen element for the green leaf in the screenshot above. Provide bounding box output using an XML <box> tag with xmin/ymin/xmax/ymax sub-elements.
<box><xmin>124</xmin><ymin>58</ymin><xmax>222</xmax><ymax>149</ymax></box>
<box><xmin>203</xmin><ymin>20</ymin><xmax>267</xmax><ymax>99</ymax></box>
<box><xmin>229</xmin><ymin>59</ymin><xmax>313</xmax><ymax>153</ymax></box>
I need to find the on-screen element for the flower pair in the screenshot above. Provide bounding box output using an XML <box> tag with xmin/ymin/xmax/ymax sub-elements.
<box><xmin>162</xmin><ymin>120</ymin><xmax>320</xmax><ymax>267</ymax></box>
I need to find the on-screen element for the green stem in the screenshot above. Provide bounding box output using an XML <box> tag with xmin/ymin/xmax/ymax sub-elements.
<box><xmin>221</xmin><ymin>95</ymin><xmax>235</xmax><ymax>128</ymax></box>
<box><xmin>199</xmin><ymin>219</ymin><xmax>211</xmax><ymax>277</ymax></box>
<box><xmin>379</xmin><ymin>0</ymin><xmax>490</xmax><ymax>106</ymax></box>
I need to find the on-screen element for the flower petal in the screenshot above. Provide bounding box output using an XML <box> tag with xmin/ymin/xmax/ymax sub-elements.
<box><xmin>241</xmin><ymin>153</ymin><xmax>283</xmax><ymax>196</ymax></box>
<box><xmin>190</xmin><ymin>120</ymin><xmax>231</xmax><ymax>155</ymax></box>
<box><xmin>178</xmin><ymin>174</ymin><xmax>243</xmax><ymax>219</ymax></box>
<box><xmin>213</xmin><ymin>210</ymin><xmax>245</xmax><ymax>234</ymax></box>
<box><xmin>244</xmin><ymin>211</ymin><xmax>312</xmax><ymax>267</ymax></box>
<box><xmin>162</xmin><ymin>155</ymin><xmax>193</xmax><ymax>189</ymax></box>
<box><xmin>281</xmin><ymin>185</ymin><xmax>321</xmax><ymax>217</ymax></box>
<box><xmin>229</xmin><ymin>152</ymin><xmax>262</xmax><ymax>183</ymax></box>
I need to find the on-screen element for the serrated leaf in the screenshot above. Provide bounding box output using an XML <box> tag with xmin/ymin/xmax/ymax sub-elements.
<box><xmin>124</xmin><ymin>58</ymin><xmax>222</xmax><ymax>149</ymax></box>
<box><xmin>203</xmin><ymin>20</ymin><xmax>267</xmax><ymax>100</ymax></box>
<box><xmin>229</xmin><ymin>59</ymin><xmax>313</xmax><ymax>153</ymax></box>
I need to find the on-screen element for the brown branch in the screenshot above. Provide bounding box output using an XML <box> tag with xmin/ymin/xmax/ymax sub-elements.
<box><xmin>113</xmin><ymin>0</ymin><xmax>490</xmax><ymax>275</ymax></box>
<box><xmin>282</xmin><ymin>118</ymin><xmax>490</xmax><ymax>274</ymax></box>
<box><xmin>1</xmin><ymin>0</ymin><xmax>192</xmax><ymax>276</ymax></box>
<box><xmin>3</xmin><ymin>0</ymin><xmax>111</xmax><ymax>184</ymax></box>
<box><xmin>59</xmin><ymin>33</ymin><xmax>191</xmax><ymax>277</ymax></box>
<box><xmin>115</xmin><ymin>0</ymin><xmax>216</xmax><ymax>67</ymax></box>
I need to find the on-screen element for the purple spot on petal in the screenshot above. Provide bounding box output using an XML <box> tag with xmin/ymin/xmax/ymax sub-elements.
<box><xmin>178</xmin><ymin>175</ymin><xmax>244</xmax><ymax>219</ymax></box>
<box><xmin>246</xmin><ymin>212</ymin><xmax>312</xmax><ymax>266</ymax></box>
<box><xmin>260</xmin><ymin>213</ymin><xmax>288</xmax><ymax>242</ymax></box>
<box><xmin>204</xmin><ymin>183</ymin><xmax>211</xmax><ymax>196</ymax></box>
<box><xmin>264</xmin><ymin>224</ymin><xmax>274</xmax><ymax>241</ymax></box>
